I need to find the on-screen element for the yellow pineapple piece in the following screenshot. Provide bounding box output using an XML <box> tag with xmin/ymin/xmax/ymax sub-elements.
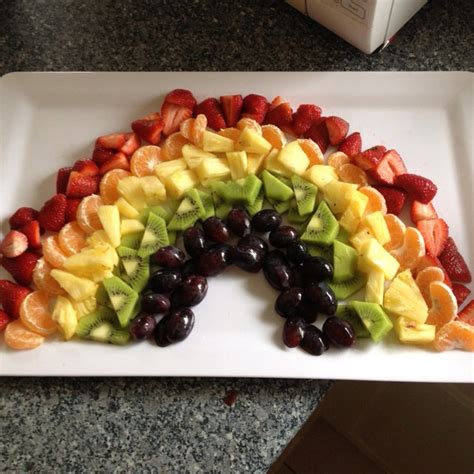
<box><xmin>365</xmin><ymin>269</ymin><xmax>385</xmax><ymax>305</ymax></box>
<box><xmin>52</xmin><ymin>296</ymin><xmax>77</xmax><ymax>340</ymax></box>
<box><xmin>50</xmin><ymin>270</ymin><xmax>98</xmax><ymax>301</ymax></box>
<box><xmin>339</xmin><ymin>191</ymin><xmax>369</xmax><ymax>234</ymax></box>
<box><xmin>63</xmin><ymin>244</ymin><xmax>117</xmax><ymax>281</ymax></box>
<box><xmin>276</xmin><ymin>141</ymin><xmax>310</xmax><ymax>176</ymax></box>
<box><xmin>117</xmin><ymin>176</ymin><xmax>147</xmax><ymax>211</ymax></box>
<box><xmin>237</xmin><ymin>127</ymin><xmax>272</xmax><ymax>154</ymax></box>
<box><xmin>362</xmin><ymin>211</ymin><xmax>391</xmax><ymax>245</ymax></box>
<box><xmin>87</xmin><ymin>230</ymin><xmax>113</xmax><ymax>248</ymax></box>
<box><xmin>304</xmin><ymin>165</ymin><xmax>339</xmax><ymax>190</ymax></box>
<box><xmin>182</xmin><ymin>144</ymin><xmax>216</xmax><ymax>169</ymax></box>
<box><xmin>350</xmin><ymin>228</ymin><xmax>375</xmax><ymax>253</ymax></box>
<box><xmin>323</xmin><ymin>181</ymin><xmax>359</xmax><ymax>214</ymax></box>
<box><xmin>202</xmin><ymin>130</ymin><xmax>235</xmax><ymax>153</ymax></box>
<box><xmin>195</xmin><ymin>157</ymin><xmax>231</xmax><ymax>186</ymax></box>
<box><xmin>226</xmin><ymin>151</ymin><xmax>248</xmax><ymax>179</ymax></box>
<box><xmin>73</xmin><ymin>296</ymin><xmax>97</xmax><ymax>319</ymax></box>
<box><xmin>394</xmin><ymin>317</ymin><xmax>436</xmax><ymax>344</ymax></box>
<box><xmin>384</xmin><ymin>269</ymin><xmax>429</xmax><ymax>323</ymax></box>
<box><xmin>359</xmin><ymin>238</ymin><xmax>400</xmax><ymax>280</ymax></box>
<box><xmin>247</xmin><ymin>152</ymin><xmax>267</xmax><ymax>176</ymax></box>
<box><xmin>165</xmin><ymin>169</ymin><xmax>200</xmax><ymax>198</ymax></box>
<box><xmin>265</xmin><ymin>148</ymin><xmax>292</xmax><ymax>177</ymax></box>
<box><xmin>97</xmin><ymin>205</ymin><xmax>121</xmax><ymax>247</ymax></box>
<box><xmin>139</xmin><ymin>176</ymin><xmax>166</xmax><ymax>204</ymax></box>
<box><xmin>115</xmin><ymin>197</ymin><xmax>139</xmax><ymax>219</ymax></box>
<box><xmin>155</xmin><ymin>158</ymin><xmax>187</xmax><ymax>181</ymax></box>
<box><xmin>120</xmin><ymin>219</ymin><xmax>145</xmax><ymax>235</ymax></box>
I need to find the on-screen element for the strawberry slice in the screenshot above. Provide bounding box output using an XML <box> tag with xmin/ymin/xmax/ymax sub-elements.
<box><xmin>0</xmin><ymin>231</ymin><xmax>28</xmax><ymax>258</ymax></box>
<box><xmin>292</xmin><ymin>104</ymin><xmax>322</xmax><ymax>136</ymax></box>
<box><xmin>0</xmin><ymin>310</ymin><xmax>10</xmax><ymax>332</ymax></box>
<box><xmin>194</xmin><ymin>98</ymin><xmax>226</xmax><ymax>131</ymax></box>
<box><xmin>416</xmin><ymin>218</ymin><xmax>449</xmax><ymax>257</ymax></box>
<box><xmin>304</xmin><ymin>120</ymin><xmax>329</xmax><ymax>153</ymax></box>
<box><xmin>414</xmin><ymin>252</ymin><xmax>452</xmax><ymax>287</ymax></box>
<box><xmin>9</xmin><ymin>207</ymin><xmax>39</xmax><ymax>230</ymax></box>
<box><xmin>457</xmin><ymin>300</ymin><xmax>474</xmax><ymax>325</ymax></box>
<box><xmin>338</xmin><ymin>132</ymin><xmax>361</xmax><ymax>158</ymax></box>
<box><xmin>65</xmin><ymin>199</ymin><xmax>81</xmax><ymax>223</ymax></box>
<box><xmin>243</xmin><ymin>94</ymin><xmax>269</xmax><ymax>114</ymax></box>
<box><xmin>325</xmin><ymin>116</ymin><xmax>349</xmax><ymax>146</ymax></box>
<box><xmin>372</xmin><ymin>185</ymin><xmax>407</xmax><ymax>216</ymax></box>
<box><xmin>0</xmin><ymin>280</ymin><xmax>31</xmax><ymax>318</ymax></box>
<box><xmin>394</xmin><ymin>173</ymin><xmax>437</xmax><ymax>205</ymax></box>
<box><xmin>120</xmin><ymin>132</ymin><xmax>141</xmax><ymax>156</ymax></box>
<box><xmin>367</xmin><ymin>149</ymin><xmax>407</xmax><ymax>185</ymax></box>
<box><xmin>38</xmin><ymin>194</ymin><xmax>67</xmax><ymax>232</ymax></box>
<box><xmin>452</xmin><ymin>284</ymin><xmax>471</xmax><ymax>307</ymax></box>
<box><xmin>131</xmin><ymin>113</ymin><xmax>164</xmax><ymax>145</ymax></box>
<box><xmin>99</xmin><ymin>152</ymin><xmax>130</xmax><ymax>175</ymax></box>
<box><xmin>1</xmin><ymin>252</ymin><xmax>40</xmax><ymax>286</ymax></box>
<box><xmin>269</xmin><ymin>96</ymin><xmax>286</xmax><ymax>110</ymax></box>
<box><xmin>56</xmin><ymin>167</ymin><xmax>73</xmax><ymax>193</ymax></box>
<box><xmin>19</xmin><ymin>221</ymin><xmax>41</xmax><ymax>249</ymax></box>
<box><xmin>265</xmin><ymin>103</ymin><xmax>293</xmax><ymax>127</ymax></box>
<box><xmin>220</xmin><ymin>95</ymin><xmax>243</xmax><ymax>128</ymax></box>
<box><xmin>96</xmin><ymin>133</ymin><xmax>127</xmax><ymax>150</ymax></box>
<box><xmin>164</xmin><ymin>89</ymin><xmax>197</xmax><ymax>110</ymax></box>
<box><xmin>354</xmin><ymin>145</ymin><xmax>386</xmax><ymax>170</ymax></box>
<box><xmin>65</xmin><ymin>171</ymin><xmax>98</xmax><ymax>198</ymax></box>
<box><xmin>439</xmin><ymin>237</ymin><xmax>472</xmax><ymax>283</ymax></box>
<box><xmin>161</xmin><ymin>102</ymin><xmax>194</xmax><ymax>136</ymax></box>
<box><xmin>72</xmin><ymin>159</ymin><xmax>99</xmax><ymax>177</ymax></box>
<box><xmin>92</xmin><ymin>145</ymin><xmax>115</xmax><ymax>166</ymax></box>
<box><xmin>410</xmin><ymin>201</ymin><xmax>438</xmax><ymax>224</ymax></box>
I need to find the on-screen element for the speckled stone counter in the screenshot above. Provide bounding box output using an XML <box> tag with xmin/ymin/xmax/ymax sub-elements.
<box><xmin>0</xmin><ymin>0</ymin><xmax>471</xmax><ymax>472</ymax></box>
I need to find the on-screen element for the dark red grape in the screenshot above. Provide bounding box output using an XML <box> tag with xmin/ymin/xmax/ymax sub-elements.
<box><xmin>230</xmin><ymin>245</ymin><xmax>264</xmax><ymax>272</ymax></box>
<box><xmin>291</xmin><ymin>264</ymin><xmax>305</xmax><ymax>287</ymax></box>
<box><xmin>171</xmin><ymin>275</ymin><xmax>208</xmax><ymax>308</ymax></box>
<box><xmin>148</xmin><ymin>270</ymin><xmax>182</xmax><ymax>293</ymax></box>
<box><xmin>153</xmin><ymin>245</ymin><xmax>185</xmax><ymax>269</ymax></box>
<box><xmin>303</xmin><ymin>256</ymin><xmax>333</xmax><ymax>283</ymax></box>
<box><xmin>251</xmin><ymin>209</ymin><xmax>282</xmax><ymax>232</ymax></box>
<box><xmin>275</xmin><ymin>287</ymin><xmax>304</xmax><ymax>318</ymax></box>
<box><xmin>300</xmin><ymin>325</ymin><xmax>328</xmax><ymax>355</ymax></box>
<box><xmin>269</xmin><ymin>225</ymin><xmax>297</xmax><ymax>248</ymax></box>
<box><xmin>203</xmin><ymin>216</ymin><xmax>230</xmax><ymax>243</ymax></box>
<box><xmin>263</xmin><ymin>250</ymin><xmax>294</xmax><ymax>290</ymax></box>
<box><xmin>183</xmin><ymin>226</ymin><xmax>208</xmax><ymax>257</ymax></box>
<box><xmin>299</xmin><ymin>302</ymin><xmax>318</xmax><ymax>324</ymax></box>
<box><xmin>195</xmin><ymin>245</ymin><xmax>229</xmax><ymax>276</ymax></box>
<box><xmin>129</xmin><ymin>313</ymin><xmax>156</xmax><ymax>340</ymax></box>
<box><xmin>238</xmin><ymin>234</ymin><xmax>268</xmax><ymax>255</ymax></box>
<box><xmin>287</xmin><ymin>240</ymin><xmax>310</xmax><ymax>265</ymax></box>
<box><xmin>304</xmin><ymin>282</ymin><xmax>337</xmax><ymax>315</ymax></box>
<box><xmin>323</xmin><ymin>316</ymin><xmax>355</xmax><ymax>347</ymax></box>
<box><xmin>227</xmin><ymin>208</ymin><xmax>250</xmax><ymax>237</ymax></box>
<box><xmin>283</xmin><ymin>317</ymin><xmax>306</xmax><ymax>348</ymax></box>
<box><xmin>154</xmin><ymin>317</ymin><xmax>172</xmax><ymax>347</ymax></box>
<box><xmin>163</xmin><ymin>307</ymin><xmax>195</xmax><ymax>343</ymax></box>
<box><xmin>181</xmin><ymin>259</ymin><xmax>197</xmax><ymax>278</ymax></box>
<box><xmin>141</xmin><ymin>292</ymin><xmax>171</xmax><ymax>314</ymax></box>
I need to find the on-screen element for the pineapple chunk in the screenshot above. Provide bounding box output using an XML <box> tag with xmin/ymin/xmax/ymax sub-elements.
<box><xmin>237</xmin><ymin>127</ymin><xmax>272</xmax><ymax>154</ymax></box>
<box><xmin>50</xmin><ymin>270</ymin><xmax>98</xmax><ymax>301</ymax></box>
<box><xmin>182</xmin><ymin>144</ymin><xmax>216</xmax><ymax>169</ymax></box>
<box><xmin>202</xmin><ymin>130</ymin><xmax>235</xmax><ymax>153</ymax></box>
<box><xmin>359</xmin><ymin>238</ymin><xmax>400</xmax><ymax>280</ymax></box>
<box><xmin>247</xmin><ymin>152</ymin><xmax>267</xmax><ymax>176</ymax></box>
<box><xmin>304</xmin><ymin>165</ymin><xmax>339</xmax><ymax>189</ymax></box>
<box><xmin>87</xmin><ymin>230</ymin><xmax>113</xmax><ymax>248</ymax></box>
<box><xmin>63</xmin><ymin>244</ymin><xmax>117</xmax><ymax>281</ymax></box>
<box><xmin>226</xmin><ymin>151</ymin><xmax>248</xmax><ymax>179</ymax></box>
<box><xmin>350</xmin><ymin>228</ymin><xmax>376</xmax><ymax>253</ymax></box>
<box><xmin>120</xmin><ymin>219</ymin><xmax>145</xmax><ymax>235</ymax></box>
<box><xmin>384</xmin><ymin>269</ymin><xmax>429</xmax><ymax>323</ymax></box>
<box><xmin>98</xmin><ymin>205</ymin><xmax>121</xmax><ymax>247</ymax></box>
<box><xmin>139</xmin><ymin>176</ymin><xmax>166</xmax><ymax>204</ymax></box>
<box><xmin>394</xmin><ymin>317</ymin><xmax>436</xmax><ymax>344</ymax></box>
<box><xmin>155</xmin><ymin>158</ymin><xmax>187</xmax><ymax>181</ymax></box>
<box><xmin>265</xmin><ymin>148</ymin><xmax>292</xmax><ymax>177</ymax></box>
<box><xmin>277</xmin><ymin>141</ymin><xmax>310</xmax><ymax>176</ymax></box>
<box><xmin>362</xmin><ymin>211</ymin><xmax>391</xmax><ymax>245</ymax></box>
<box><xmin>117</xmin><ymin>176</ymin><xmax>148</xmax><ymax>211</ymax></box>
<box><xmin>165</xmin><ymin>169</ymin><xmax>200</xmax><ymax>198</ymax></box>
<box><xmin>339</xmin><ymin>191</ymin><xmax>369</xmax><ymax>234</ymax></box>
<box><xmin>115</xmin><ymin>197</ymin><xmax>139</xmax><ymax>218</ymax></box>
<box><xmin>196</xmin><ymin>157</ymin><xmax>231</xmax><ymax>186</ymax></box>
<box><xmin>73</xmin><ymin>296</ymin><xmax>97</xmax><ymax>319</ymax></box>
<box><xmin>52</xmin><ymin>296</ymin><xmax>77</xmax><ymax>340</ymax></box>
<box><xmin>365</xmin><ymin>269</ymin><xmax>385</xmax><ymax>305</ymax></box>
<box><xmin>323</xmin><ymin>181</ymin><xmax>359</xmax><ymax>214</ymax></box>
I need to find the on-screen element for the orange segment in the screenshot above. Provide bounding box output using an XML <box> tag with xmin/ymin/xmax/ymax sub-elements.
<box><xmin>33</xmin><ymin>258</ymin><xmax>65</xmax><ymax>295</ymax></box>
<box><xmin>4</xmin><ymin>320</ymin><xmax>44</xmax><ymax>350</ymax></box>
<box><xmin>58</xmin><ymin>221</ymin><xmax>87</xmax><ymax>256</ymax></box>
<box><xmin>337</xmin><ymin>163</ymin><xmax>368</xmax><ymax>186</ymax></box>
<box><xmin>218</xmin><ymin>127</ymin><xmax>241</xmax><ymax>141</ymax></box>
<box><xmin>415</xmin><ymin>266</ymin><xmax>445</xmax><ymax>306</ymax></box>
<box><xmin>360</xmin><ymin>186</ymin><xmax>387</xmax><ymax>215</ymax></box>
<box><xmin>237</xmin><ymin>118</ymin><xmax>262</xmax><ymax>134</ymax></box>
<box><xmin>42</xmin><ymin>235</ymin><xmax>68</xmax><ymax>269</ymax></box>
<box><xmin>297</xmin><ymin>138</ymin><xmax>324</xmax><ymax>165</ymax></box>
<box><xmin>262</xmin><ymin>124</ymin><xmax>286</xmax><ymax>149</ymax></box>
<box><xmin>20</xmin><ymin>290</ymin><xmax>56</xmax><ymax>336</ymax></box>
<box><xmin>433</xmin><ymin>321</ymin><xmax>474</xmax><ymax>352</ymax></box>
<box><xmin>130</xmin><ymin>145</ymin><xmax>162</xmax><ymax>177</ymax></box>
<box><xmin>383</xmin><ymin>214</ymin><xmax>406</xmax><ymax>251</ymax></box>
<box><xmin>180</xmin><ymin>114</ymin><xmax>207</xmax><ymax>146</ymax></box>
<box><xmin>99</xmin><ymin>170</ymin><xmax>130</xmax><ymax>205</ymax></box>
<box><xmin>161</xmin><ymin>132</ymin><xmax>190</xmax><ymax>161</ymax></box>
<box><xmin>390</xmin><ymin>227</ymin><xmax>425</xmax><ymax>271</ymax></box>
<box><xmin>327</xmin><ymin>152</ymin><xmax>350</xmax><ymax>169</ymax></box>
<box><xmin>426</xmin><ymin>281</ymin><xmax>457</xmax><ymax>330</ymax></box>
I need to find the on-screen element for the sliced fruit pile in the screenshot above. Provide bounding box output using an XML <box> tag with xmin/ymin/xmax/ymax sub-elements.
<box><xmin>1</xmin><ymin>89</ymin><xmax>472</xmax><ymax>355</ymax></box>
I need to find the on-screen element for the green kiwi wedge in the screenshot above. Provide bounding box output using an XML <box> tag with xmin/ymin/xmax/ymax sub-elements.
<box><xmin>350</xmin><ymin>301</ymin><xmax>393</xmax><ymax>342</ymax></box>
<box><xmin>307</xmin><ymin>244</ymin><xmax>333</xmax><ymax>262</ymax></box>
<box><xmin>103</xmin><ymin>276</ymin><xmax>139</xmax><ymax>328</ymax></box>
<box><xmin>291</xmin><ymin>175</ymin><xmax>317</xmax><ymax>216</ymax></box>
<box><xmin>288</xmin><ymin>200</ymin><xmax>310</xmax><ymax>225</ymax></box>
<box><xmin>336</xmin><ymin>227</ymin><xmax>351</xmax><ymax>245</ymax></box>
<box><xmin>138</xmin><ymin>212</ymin><xmax>169</xmax><ymax>257</ymax></box>
<box><xmin>216</xmin><ymin>176</ymin><xmax>262</xmax><ymax>206</ymax></box>
<box><xmin>167</xmin><ymin>189</ymin><xmax>205</xmax><ymax>232</ymax></box>
<box><xmin>333</xmin><ymin>240</ymin><xmax>358</xmax><ymax>283</ymax></box>
<box><xmin>329</xmin><ymin>272</ymin><xmax>366</xmax><ymax>300</ymax></box>
<box><xmin>212</xmin><ymin>190</ymin><xmax>233</xmax><ymax>219</ymax></box>
<box><xmin>262</xmin><ymin>170</ymin><xmax>294</xmax><ymax>202</ymax></box>
<box><xmin>336</xmin><ymin>303</ymin><xmax>370</xmax><ymax>338</ymax></box>
<box><xmin>117</xmin><ymin>246</ymin><xmax>150</xmax><ymax>293</ymax></box>
<box><xmin>268</xmin><ymin>198</ymin><xmax>291</xmax><ymax>215</ymax></box>
<box><xmin>245</xmin><ymin>189</ymin><xmax>264</xmax><ymax>217</ymax></box>
<box><xmin>301</xmin><ymin>200</ymin><xmax>339</xmax><ymax>246</ymax></box>
<box><xmin>197</xmin><ymin>190</ymin><xmax>215</xmax><ymax>220</ymax></box>
<box><xmin>120</xmin><ymin>232</ymin><xmax>143</xmax><ymax>251</ymax></box>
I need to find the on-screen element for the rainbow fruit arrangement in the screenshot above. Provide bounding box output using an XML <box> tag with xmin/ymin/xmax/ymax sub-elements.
<box><xmin>1</xmin><ymin>90</ymin><xmax>473</xmax><ymax>355</ymax></box>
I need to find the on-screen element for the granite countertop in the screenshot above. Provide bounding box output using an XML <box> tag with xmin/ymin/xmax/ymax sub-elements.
<box><xmin>0</xmin><ymin>0</ymin><xmax>471</xmax><ymax>472</ymax></box>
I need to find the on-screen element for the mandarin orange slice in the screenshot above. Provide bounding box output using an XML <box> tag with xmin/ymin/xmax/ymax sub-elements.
<box><xmin>58</xmin><ymin>221</ymin><xmax>87</xmax><ymax>256</ymax></box>
<box><xmin>161</xmin><ymin>132</ymin><xmax>190</xmax><ymax>161</ymax></box>
<box><xmin>415</xmin><ymin>266</ymin><xmax>445</xmax><ymax>306</ymax></box>
<box><xmin>359</xmin><ymin>186</ymin><xmax>387</xmax><ymax>215</ymax></box>
<box><xmin>130</xmin><ymin>145</ymin><xmax>162</xmax><ymax>177</ymax></box>
<box><xmin>42</xmin><ymin>235</ymin><xmax>68</xmax><ymax>269</ymax></box>
<box><xmin>33</xmin><ymin>258</ymin><xmax>65</xmax><ymax>295</ymax></box>
<box><xmin>262</xmin><ymin>124</ymin><xmax>287</xmax><ymax>149</ymax></box>
<box><xmin>236</xmin><ymin>118</ymin><xmax>262</xmax><ymax>134</ymax></box>
<box><xmin>218</xmin><ymin>127</ymin><xmax>241</xmax><ymax>141</ymax></box>
<box><xmin>5</xmin><ymin>320</ymin><xmax>45</xmax><ymax>350</ymax></box>
<box><xmin>99</xmin><ymin>170</ymin><xmax>130</xmax><ymax>205</ymax></box>
<box><xmin>297</xmin><ymin>138</ymin><xmax>324</xmax><ymax>165</ymax></box>
<box><xmin>433</xmin><ymin>320</ymin><xmax>474</xmax><ymax>352</ymax></box>
<box><xmin>383</xmin><ymin>214</ymin><xmax>406</xmax><ymax>251</ymax></box>
<box><xmin>180</xmin><ymin>114</ymin><xmax>207</xmax><ymax>146</ymax></box>
<box><xmin>390</xmin><ymin>227</ymin><xmax>425</xmax><ymax>270</ymax></box>
<box><xmin>337</xmin><ymin>163</ymin><xmax>368</xmax><ymax>186</ymax></box>
<box><xmin>20</xmin><ymin>290</ymin><xmax>56</xmax><ymax>336</ymax></box>
<box><xmin>426</xmin><ymin>281</ymin><xmax>457</xmax><ymax>330</ymax></box>
<box><xmin>327</xmin><ymin>151</ymin><xmax>350</xmax><ymax>169</ymax></box>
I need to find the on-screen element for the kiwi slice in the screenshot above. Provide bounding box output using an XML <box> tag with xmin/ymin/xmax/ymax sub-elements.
<box><xmin>301</xmin><ymin>201</ymin><xmax>339</xmax><ymax>246</ymax></box>
<box><xmin>212</xmin><ymin>190</ymin><xmax>233</xmax><ymax>219</ymax></box>
<box><xmin>336</xmin><ymin>303</ymin><xmax>369</xmax><ymax>338</ymax></box>
<box><xmin>197</xmin><ymin>190</ymin><xmax>215</xmax><ymax>220</ymax></box>
<box><xmin>103</xmin><ymin>276</ymin><xmax>139</xmax><ymax>328</ymax></box>
<box><xmin>268</xmin><ymin>198</ymin><xmax>291</xmax><ymax>215</ymax></box>
<box><xmin>333</xmin><ymin>240</ymin><xmax>358</xmax><ymax>283</ymax></box>
<box><xmin>262</xmin><ymin>170</ymin><xmax>294</xmax><ymax>202</ymax></box>
<box><xmin>117</xmin><ymin>246</ymin><xmax>150</xmax><ymax>293</ymax></box>
<box><xmin>307</xmin><ymin>244</ymin><xmax>333</xmax><ymax>262</ymax></box>
<box><xmin>329</xmin><ymin>272</ymin><xmax>366</xmax><ymax>300</ymax></box>
<box><xmin>167</xmin><ymin>231</ymin><xmax>177</xmax><ymax>246</ymax></box>
<box><xmin>217</xmin><ymin>176</ymin><xmax>262</xmax><ymax>206</ymax></box>
<box><xmin>288</xmin><ymin>200</ymin><xmax>310</xmax><ymax>225</ymax></box>
<box><xmin>245</xmin><ymin>189</ymin><xmax>264</xmax><ymax>217</ymax></box>
<box><xmin>168</xmin><ymin>189</ymin><xmax>205</xmax><ymax>232</ymax></box>
<box><xmin>96</xmin><ymin>283</ymin><xmax>111</xmax><ymax>308</ymax></box>
<box><xmin>138</xmin><ymin>212</ymin><xmax>169</xmax><ymax>257</ymax></box>
<box><xmin>109</xmin><ymin>327</ymin><xmax>131</xmax><ymax>345</ymax></box>
<box><xmin>350</xmin><ymin>301</ymin><xmax>393</xmax><ymax>342</ymax></box>
<box><xmin>76</xmin><ymin>306</ymin><xmax>129</xmax><ymax>345</ymax></box>
<box><xmin>138</xmin><ymin>203</ymin><xmax>175</xmax><ymax>225</ymax></box>
<box><xmin>291</xmin><ymin>175</ymin><xmax>317</xmax><ymax>216</ymax></box>
<box><xmin>336</xmin><ymin>227</ymin><xmax>351</xmax><ymax>245</ymax></box>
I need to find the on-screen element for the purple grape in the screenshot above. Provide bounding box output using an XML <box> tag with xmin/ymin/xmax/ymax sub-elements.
<box><xmin>238</xmin><ymin>234</ymin><xmax>268</xmax><ymax>255</ymax></box>
<box><xmin>263</xmin><ymin>250</ymin><xmax>294</xmax><ymax>290</ymax></box>
<box><xmin>300</xmin><ymin>325</ymin><xmax>328</xmax><ymax>355</ymax></box>
<box><xmin>299</xmin><ymin>302</ymin><xmax>318</xmax><ymax>324</ymax></box>
<box><xmin>291</xmin><ymin>264</ymin><xmax>305</xmax><ymax>287</ymax></box>
<box><xmin>286</xmin><ymin>240</ymin><xmax>309</xmax><ymax>265</ymax></box>
<box><xmin>202</xmin><ymin>216</ymin><xmax>230</xmax><ymax>243</ymax></box>
<box><xmin>303</xmin><ymin>256</ymin><xmax>333</xmax><ymax>283</ymax></box>
<box><xmin>251</xmin><ymin>209</ymin><xmax>282</xmax><ymax>232</ymax></box>
<box><xmin>171</xmin><ymin>275</ymin><xmax>208</xmax><ymax>308</ymax></box>
<box><xmin>269</xmin><ymin>225</ymin><xmax>298</xmax><ymax>248</ymax></box>
<box><xmin>181</xmin><ymin>259</ymin><xmax>197</xmax><ymax>278</ymax></box>
<box><xmin>195</xmin><ymin>245</ymin><xmax>229</xmax><ymax>276</ymax></box>
<box><xmin>141</xmin><ymin>292</ymin><xmax>171</xmax><ymax>314</ymax></box>
<box><xmin>227</xmin><ymin>208</ymin><xmax>251</xmax><ymax>237</ymax></box>
<box><xmin>323</xmin><ymin>316</ymin><xmax>355</xmax><ymax>347</ymax></box>
<box><xmin>154</xmin><ymin>317</ymin><xmax>172</xmax><ymax>347</ymax></box>
<box><xmin>129</xmin><ymin>313</ymin><xmax>156</xmax><ymax>340</ymax></box>
<box><xmin>283</xmin><ymin>317</ymin><xmax>306</xmax><ymax>348</ymax></box>
<box><xmin>162</xmin><ymin>308</ymin><xmax>195</xmax><ymax>343</ymax></box>
<box><xmin>148</xmin><ymin>270</ymin><xmax>182</xmax><ymax>293</ymax></box>
<box><xmin>275</xmin><ymin>287</ymin><xmax>304</xmax><ymax>318</ymax></box>
<box><xmin>153</xmin><ymin>245</ymin><xmax>186</xmax><ymax>269</ymax></box>
<box><xmin>230</xmin><ymin>245</ymin><xmax>264</xmax><ymax>272</ymax></box>
<box><xmin>304</xmin><ymin>282</ymin><xmax>337</xmax><ymax>315</ymax></box>
<box><xmin>183</xmin><ymin>226</ymin><xmax>208</xmax><ymax>257</ymax></box>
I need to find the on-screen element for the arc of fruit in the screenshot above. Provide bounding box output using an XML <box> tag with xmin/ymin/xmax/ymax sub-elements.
<box><xmin>1</xmin><ymin>88</ymin><xmax>472</xmax><ymax>355</ymax></box>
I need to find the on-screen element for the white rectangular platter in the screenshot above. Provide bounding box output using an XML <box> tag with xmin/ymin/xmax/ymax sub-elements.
<box><xmin>0</xmin><ymin>72</ymin><xmax>472</xmax><ymax>381</ymax></box>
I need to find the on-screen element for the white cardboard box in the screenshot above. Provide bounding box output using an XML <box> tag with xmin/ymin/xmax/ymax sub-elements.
<box><xmin>287</xmin><ymin>0</ymin><xmax>427</xmax><ymax>54</ymax></box>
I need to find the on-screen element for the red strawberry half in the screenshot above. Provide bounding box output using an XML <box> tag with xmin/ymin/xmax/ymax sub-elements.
<box><xmin>161</xmin><ymin>102</ymin><xmax>193</xmax><ymax>136</ymax></box>
<box><xmin>439</xmin><ymin>237</ymin><xmax>472</xmax><ymax>283</ymax></box>
<box><xmin>72</xmin><ymin>159</ymin><xmax>99</xmax><ymax>177</ymax></box>
<box><xmin>19</xmin><ymin>221</ymin><xmax>41</xmax><ymax>250</ymax></box>
<box><xmin>96</xmin><ymin>133</ymin><xmax>127</xmax><ymax>150</ymax></box>
<box><xmin>265</xmin><ymin>103</ymin><xmax>293</xmax><ymax>127</ymax></box>
<box><xmin>131</xmin><ymin>113</ymin><xmax>164</xmax><ymax>145</ymax></box>
<box><xmin>38</xmin><ymin>194</ymin><xmax>67</xmax><ymax>232</ymax></box>
<box><xmin>452</xmin><ymin>284</ymin><xmax>471</xmax><ymax>307</ymax></box>
<box><xmin>457</xmin><ymin>300</ymin><xmax>474</xmax><ymax>326</ymax></box>
<box><xmin>394</xmin><ymin>173</ymin><xmax>437</xmax><ymax>204</ymax></box>
<box><xmin>1</xmin><ymin>252</ymin><xmax>40</xmax><ymax>286</ymax></box>
<box><xmin>9</xmin><ymin>207</ymin><xmax>39</xmax><ymax>230</ymax></box>
<box><xmin>99</xmin><ymin>152</ymin><xmax>130</xmax><ymax>175</ymax></box>
<box><xmin>410</xmin><ymin>201</ymin><xmax>438</xmax><ymax>224</ymax></box>
<box><xmin>0</xmin><ymin>309</ymin><xmax>10</xmax><ymax>332</ymax></box>
<box><xmin>92</xmin><ymin>145</ymin><xmax>115</xmax><ymax>166</ymax></box>
<box><xmin>120</xmin><ymin>132</ymin><xmax>141</xmax><ymax>156</ymax></box>
<box><xmin>163</xmin><ymin>89</ymin><xmax>197</xmax><ymax>110</ymax></box>
<box><xmin>372</xmin><ymin>185</ymin><xmax>407</xmax><ymax>216</ymax></box>
<box><xmin>325</xmin><ymin>116</ymin><xmax>349</xmax><ymax>146</ymax></box>
<box><xmin>416</xmin><ymin>218</ymin><xmax>449</xmax><ymax>257</ymax></box>
<box><xmin>194</xmin><ymin>98</ymin><xmax>226</xmax><ymax>131</ymax></box>
<box><xmin>0</xmin><ymin>280</ymin><xmax>31</xmax><ymax>318</ymax></box>
<box><xmin>65</xmin><ymin>199</ymin><xmax>81</xmax><ymax>223</ymax></box>
<box><xmin>354</xmin><ymin>145</ymin><xmax>386</xmax><ymax>170</ymax></box>
<box><xmin>0</xmin><ymin>231</ymin><xmax>28</xmax><ymax>258</ymax></box>
<box><xmin>56</xmin><ymin>167</ymin><xmax>73</xmax><ymax>194</ymax></box>
<box><xmin>242</xmin><ymin>94</ymin><xmax>269</xmax><ymax>123</ymax></box>
<box><xmin>220</xmin><ymin>95</ymin><xmax>243</xmax><ymax>128</ymax></box>
<box><xmin>338</xmin><ymin>132</ymin><xmax>361</xmax><ymax>158</ymax></box>
<box><xmin>65</xmin><ymin>171</ymin><xmax>98</xmax><ymax>198</ymax></box>
<box><xmin>304</xmin><ymin>120</ymin><xmax>329</xmax><ymax>153</ymax></box>
<box><xmin>368</xmin><ymin>149</ymin><xmax>407</xmax><ymax>185</ymax></box>
<box><xmin>292</xmin><ymin>104</ymin><xmax>322</xmax><ymax>136</ymax></box>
